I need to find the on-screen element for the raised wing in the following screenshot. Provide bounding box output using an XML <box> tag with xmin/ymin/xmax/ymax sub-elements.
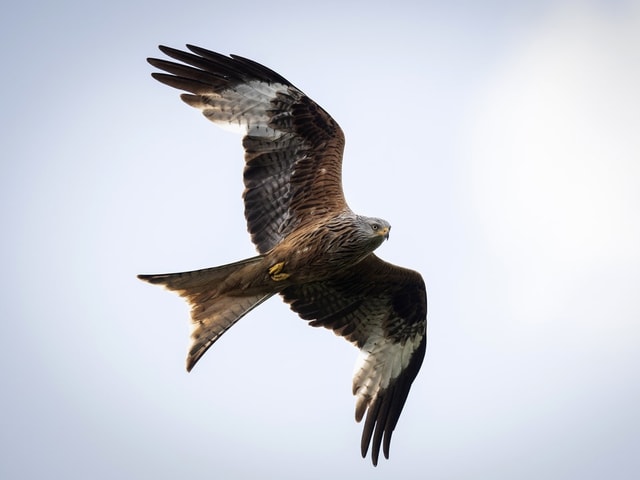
<box><xmin>147</xmin><ymin>45</ymin><xmax>347</xmax><ymax>253</ymax></box>
<box><xmin>280</xmin><ymin>254</ymin><xmax>427</xmax><ymax>465</ymax></box>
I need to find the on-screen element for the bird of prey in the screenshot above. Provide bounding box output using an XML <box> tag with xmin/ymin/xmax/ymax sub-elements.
<box><xmin>139</xmin><ymin>45</ymin><xmax>427</xmax><ymax>466</ymax></box>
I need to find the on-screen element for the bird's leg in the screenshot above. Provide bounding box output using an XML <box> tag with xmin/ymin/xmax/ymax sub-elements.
<box><xmin>268</xmin><ymin>261</ymin><xmax>291</xmax><ymax>281</ymax></box>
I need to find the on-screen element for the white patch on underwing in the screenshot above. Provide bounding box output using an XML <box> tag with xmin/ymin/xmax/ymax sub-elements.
<box><xmin>352</xmin><ymin>332</ymin><xmax>423</xmax><ymax>415</ymax></box>
<box><xmin>197</xmin><ymin>81</ymin><xmax>289</xmax><ymax>138</ymax></box>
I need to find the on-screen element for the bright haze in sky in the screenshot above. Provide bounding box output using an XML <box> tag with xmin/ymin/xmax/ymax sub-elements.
<box><xmin>1</xmin><ymin>1</ymin><xmax>639</xmax><ymax>479</ymax></box>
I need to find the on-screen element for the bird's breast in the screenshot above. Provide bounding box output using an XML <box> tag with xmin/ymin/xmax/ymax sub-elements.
<box><xmin>266</xmin><ymin>224</ymin><xmax>374</xmax><ymax>284</ymax></box>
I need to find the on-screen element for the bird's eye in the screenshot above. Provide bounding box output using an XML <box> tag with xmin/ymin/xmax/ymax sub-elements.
<box><xmin>372</xmin><ymin>223</ymin><xmax>379</xmax><ymax>231</ymax></box>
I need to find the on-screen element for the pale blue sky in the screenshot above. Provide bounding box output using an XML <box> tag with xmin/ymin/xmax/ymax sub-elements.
<box><xmin>2</xmin><ymin>1</ymin><xmax>639</xmax><ymax>478</ymax></box>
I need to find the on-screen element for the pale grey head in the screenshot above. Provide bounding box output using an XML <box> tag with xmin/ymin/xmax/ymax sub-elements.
<box><xmin>355</xmin><ymin>215</ymin><xmax>391</xmax><ymax>248</ymax></box>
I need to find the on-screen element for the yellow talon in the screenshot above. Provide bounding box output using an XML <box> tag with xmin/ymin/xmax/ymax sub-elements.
<box><xmin>268</xmin><ymin>262</ymin><xmax>290</xmax><ymax>281</ymax></box>
<box><xmin>268</xmin><ymin>262</ymin><xmax>284</xmax><ymax>275</ymax></box>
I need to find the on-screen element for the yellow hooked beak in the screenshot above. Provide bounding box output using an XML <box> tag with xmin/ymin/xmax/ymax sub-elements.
<box><xmin>378</xmin><ymin>226</ymin><xmax>390</xmax><ymax>240</ymax></box>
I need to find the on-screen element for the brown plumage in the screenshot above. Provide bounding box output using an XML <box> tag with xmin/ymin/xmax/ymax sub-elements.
<box><xmin>139</xmin><ymin>45</ymin><xmax>427</xmax><ymax>465</ymax></box>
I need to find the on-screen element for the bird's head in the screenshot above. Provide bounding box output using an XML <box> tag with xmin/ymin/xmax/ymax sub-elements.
<box><xmin>358</xmin><ymin>216</ymin><xmax>391</xmax><ymax>245</ymax></box>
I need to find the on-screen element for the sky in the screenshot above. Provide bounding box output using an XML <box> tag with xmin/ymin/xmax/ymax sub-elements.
<box><xmin>1</xmin><ymin>0</ymin><xmax>639</xmax><ymax>478</ymax></box>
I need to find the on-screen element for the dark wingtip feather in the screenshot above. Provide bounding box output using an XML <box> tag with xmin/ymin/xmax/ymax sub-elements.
<box><xmin>158</xmin><ymin>44</ymin><xmax>188</xmax><ymax>59</ymax></box>
<box><xmin>359</xmin><ymin>334</ymin><xmax>427</xmax><ymax>465</ymax></box>
<box><xmin>185</xmin><ymin>44</ymin><xmax>229</xmax><ymax>63</ymax></box>
<box><xmin>383</xmin><ymin>430</ymin><xmax>393</xmax><ymax>461</ymax></box>
<box><xmin>360</xmin><ymin>398</ymin><xmax>380</xmax><ymax>464</ymax></box>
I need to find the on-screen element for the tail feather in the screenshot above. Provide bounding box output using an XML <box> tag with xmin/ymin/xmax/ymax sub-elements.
<box><xmin>138</xmin><ymin>256</ymin><xmax>264</xmax><ymax>292</ymax></box>
<box><xmin>138</xmin><ymin>256</ymin><xmax>274</xmax><ymax>371</ymax></box>
<box><xmin>186</xmin><ymin>292</ymin><xmax>273</xmax><ymax>371</ymax></box>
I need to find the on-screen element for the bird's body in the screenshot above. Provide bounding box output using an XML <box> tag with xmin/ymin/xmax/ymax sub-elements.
<box><xmin>266</xmin><ymin>213</ymin><xmax>391</xmax><ymax>281</ymax></box>
<box><xmin>139</xmin><ymin>45</ymin><xmax>427</xmax><ymax>465</ymax></box>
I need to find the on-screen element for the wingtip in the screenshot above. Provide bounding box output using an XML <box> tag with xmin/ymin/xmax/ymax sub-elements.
<box><xmin>149</xmin><ymin>71</ymin><xmax>166</xmax><ymax>83</ymax></box>
<box><xmin>185</xmin><ymin>44</ymin><xmax>229</xmax><ymax>62</ymax></box>
<box><xmin>157</xmin><ymin>44</ymin><xmax>176</xmax><ymax>55</ymax></box>
<box><xmin>360</xmin><ymin>443</ymin><xmax>377</xmax><ymax>466</ymax></box>
<box><xmin>383</xmin><ymin>433</ymin><xmax>392</xmax><ymax>462</ymax></box>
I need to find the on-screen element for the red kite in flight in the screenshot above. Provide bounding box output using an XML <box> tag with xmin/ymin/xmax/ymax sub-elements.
<box><xmin>139</xmin><ymin>45</ymin><xmax>427</xmax><ymax>465</ymax></box>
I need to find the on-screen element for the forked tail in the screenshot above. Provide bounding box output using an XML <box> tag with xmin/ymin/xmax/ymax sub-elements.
<box><xmin>138</xmin><ymin>256</ymin><xmax>274</xmax><ymax>371</ymax></box>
